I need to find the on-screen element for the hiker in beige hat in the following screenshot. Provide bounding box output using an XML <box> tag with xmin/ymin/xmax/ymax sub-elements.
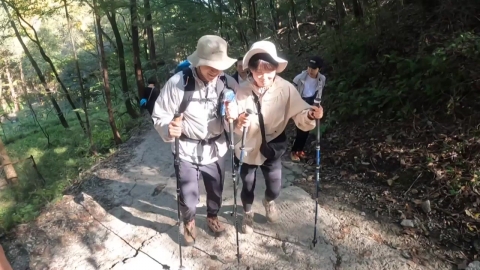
<box><xmin>225</xmin><ymin>40</ymin><xmax>323</xmax><ymax>234</ymax></box>
<box><xmin>152</xmin><ymin>35</ymin><xmax>239</xmax><ymax>246</ymax></box>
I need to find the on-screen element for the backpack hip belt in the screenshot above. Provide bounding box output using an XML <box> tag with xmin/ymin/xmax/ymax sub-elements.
<box><xmin>179</xmin><ymin>133</ymin><xmax>222</xmax><ymax>162</ymax></box>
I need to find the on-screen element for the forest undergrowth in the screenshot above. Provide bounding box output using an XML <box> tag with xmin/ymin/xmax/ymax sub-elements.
<box><xmin>286</xmin><ymin>0</ymin><xmax>480</xmax><ymax>264</ymax></box>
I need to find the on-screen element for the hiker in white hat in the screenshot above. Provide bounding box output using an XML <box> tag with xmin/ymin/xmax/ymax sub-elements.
<box><xmin>151</xmin><ymin>35</ymin><xmax>239</xmax><ymax>246</ymax></box>
<box><xmin>225</xmin><ymin>40</ymin><xmax>324</xmax><ymax>234</ymax></box>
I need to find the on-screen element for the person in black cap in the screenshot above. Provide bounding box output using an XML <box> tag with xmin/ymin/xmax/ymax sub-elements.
<box><xmin>140</xmin><ymin>76</ymin><xmax>160</xmax><ymax>115</ymax></box>
<box><xmin>290</xmin><ymin>56</ymin><xmax>326</xmax><ymax>161</ymax></box>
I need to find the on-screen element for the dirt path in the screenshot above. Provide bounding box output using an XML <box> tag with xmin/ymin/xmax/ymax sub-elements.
<box><xmin>3</xmin><ymin>127</ymin><xmax>454</xmax><ymax>270</ymax></box>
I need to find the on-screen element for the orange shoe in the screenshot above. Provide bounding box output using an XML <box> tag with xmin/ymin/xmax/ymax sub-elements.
<box><xmin>297</xmin><ymin>151</ymin><xmax>307</xmax><ymax>159</ymax></box>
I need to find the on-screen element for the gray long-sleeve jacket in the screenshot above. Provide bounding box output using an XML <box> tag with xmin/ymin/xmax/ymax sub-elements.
<box><xmin>292</xmin><ymin>70</ymin><xmax>326</xmax><ymax>101</ymax></box>
<box><xmin>151</xmin><ymin>67</ymin><xmax>239</xmax><ymax>165</ymax></box>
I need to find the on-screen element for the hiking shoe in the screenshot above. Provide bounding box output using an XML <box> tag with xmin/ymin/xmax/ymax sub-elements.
<box><xmin>183</xmin><ymin>219</ymin><xmax>196</xmax><ymax>246</ymax></box>
<box><xmin>262</xmin><ymin>198</ymin><xmax>279</xmax><ymax>223</ymax></box>
<box><xmin>290</xmin><ymin>151</ymin><xmax>301</xmax><ymax>161</ymax></box>
<box><xmin>297</xmin><ymin>151</ymin><xmax>307</xmax><ymax>159</ymax></box>
<box><xmin>241</xmin><ymin>210</ymin><xmax>254</xmax><ymax>234</ymax></box>
<box><xmin>206</xmin><ymin>216</ymin><xmax>226</xmax><ymax>236</ymax></box>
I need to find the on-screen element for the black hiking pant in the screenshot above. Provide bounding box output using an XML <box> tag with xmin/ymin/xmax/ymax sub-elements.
<box><xmin>176</xmin><ymin>155</ymin><xmax>226</xmax><ymax>223</ymax></box>
<box><xmin>291</xmin><ymin>95</ymin><xmax>316</xmax><ymax>152</ymax></box>
<box><xmin>237</xmin><ymin>156</ymin><xmax>283</xmax><ymax>212</ymax></box>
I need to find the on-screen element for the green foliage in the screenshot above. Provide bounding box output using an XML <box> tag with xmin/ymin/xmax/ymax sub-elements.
<box><xmin>0</xmin><ymin>101</ymin><xmax>137</xmax><ymax>231</ymax></box>
<box><xmin>317</xmin><ymin>3</ymin><xmax>480</xmax><ymax>123</ymax></box>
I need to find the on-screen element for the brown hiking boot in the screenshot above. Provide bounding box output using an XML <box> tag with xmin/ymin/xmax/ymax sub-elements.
<box><xmin>290</xmin><ymin>151</ymin><xmax>301</xmax><ymax>162</ymax></box>
<box><xmin>183</xmin><ymin>219</ymin><xmax>196</xmax><ymax>246</ymax></box>
<box><xmin>262</xmin><ymin>198</ymin><xmax>279</xmax><ymax>223</ymax></box>
<box><xmin>206</xmin><ymin>216</ymin><xmax>226</xmax><ymax>236</ymax></box>
<box><xmin>241</xmin><ymin>210</ymin><xmax>254</xmax><ymax>234</ymax></box>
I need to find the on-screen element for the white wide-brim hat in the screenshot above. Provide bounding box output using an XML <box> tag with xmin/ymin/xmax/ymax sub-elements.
<box><xmin>187</xmin><ymin>35</ymin><xmax>237</xmax><ymax>71</ymax></box>
<box><xmin>242</xmin><ymin>40</ymin><xmax>288</xmax><ymax>73</ymax></box>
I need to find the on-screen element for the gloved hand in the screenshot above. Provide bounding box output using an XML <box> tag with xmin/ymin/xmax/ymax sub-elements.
<box><xmin>140</xmin><ymin>98</ymin><xmax>147</xmax><ymax>107</ymax></box>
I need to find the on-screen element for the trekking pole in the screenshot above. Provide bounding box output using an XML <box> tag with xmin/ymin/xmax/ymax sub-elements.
<box><xmin>312</xmin><ymin>99</ymin><xmax>321</xmax><ymax>248</ymax></box>
<box><xmin>173</xmin><ymin>111</ymin><xmax>186</xmax><ymax>270</ymax></box>
<box><xmin>228</xmin><ymin>117</ymin><xmax>241</xmax><ymax>265</ymax></box>
<box><xmin>233</xmin><ymin>108</ymin><xmax>252</xmax><ymax>265</ymax></box>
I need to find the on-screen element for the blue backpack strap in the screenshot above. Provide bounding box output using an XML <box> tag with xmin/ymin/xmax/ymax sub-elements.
<box><xmin>175</xmin><ymin>60</ymin><xmax>190</xmax><ymax>74</ymax></box>
<box><xmin>178</xmin><ymin>68</ymin><xmax>196</xmax><ymax>114</ymax></box>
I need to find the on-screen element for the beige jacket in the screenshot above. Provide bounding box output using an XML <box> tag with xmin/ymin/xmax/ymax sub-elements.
<box><xmin>229</xmin><ymin>76</ymin><xmax>316</xmax><ymax>165</ymax></box>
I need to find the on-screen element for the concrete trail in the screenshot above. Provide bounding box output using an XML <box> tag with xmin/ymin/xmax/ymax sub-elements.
<box><xmin>11</xmin><ymin>128</ymin><xmax>450</xmax><ymax>270</ymax></box>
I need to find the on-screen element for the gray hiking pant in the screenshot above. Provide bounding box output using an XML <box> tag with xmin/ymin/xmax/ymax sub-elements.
<box><xmin>239</xmin><ymin>156</ymin><xmax>283</xmax><ymax>212</ymax></box>
<box><xmin>176</xmin><ymin>154</ymin><xmax>226</xmax><ymax>222</ymax></box>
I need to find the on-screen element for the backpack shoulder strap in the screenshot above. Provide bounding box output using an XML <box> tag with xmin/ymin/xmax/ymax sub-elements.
<box><xmin>219</xmin><ymin>74</ymin><xmax>228</xmax><ymax>89</ymax></box>
<box><xmin>232</xmin><ymin>73</ymin><xmax>239</xmax><ymax>83</ymax></box>
<box><xmin>178</xmin><ymin>68</ymin><xmax>196</xmax><ymax>114</ymax></box>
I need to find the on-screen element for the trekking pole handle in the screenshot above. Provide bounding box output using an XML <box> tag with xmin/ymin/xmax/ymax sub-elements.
<box><xmin>241</xmin><ymin>109</ymin><xmax>253</xmax><ymax>146</ymax></box>
<box><xmin>173</xmin><ymin>112</ymin><xmax>181</xmax><ymax>161</ymax></box>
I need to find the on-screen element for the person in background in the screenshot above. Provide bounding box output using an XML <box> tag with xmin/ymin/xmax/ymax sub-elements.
<box><xmin>151</xmin><ymin>35</ymin><xmax>239</xmax><ymax>246</ymax></box>
<box><xmin>140</xmin><ymin>76</ymin><xmax>160</xmax><ymax>115</ymax></box>
<box><xmin>290</xmin><ymin>56</ymin><xmax>326</xmax><ymax>162</ymax></box>
<box><xmin>225</xmin><ymin>41</ymin><xmax>323</xmax><ymax>234</ymax></box>
<box><xmin>231</xmin><ymin>57</ymin><xmax>248</xmax><ymax>84</ymax></box>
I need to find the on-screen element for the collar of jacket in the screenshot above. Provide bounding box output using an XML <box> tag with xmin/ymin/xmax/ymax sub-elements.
<box><xmin>299</xmin><ymin>70</ymin><xmax>322</xmax><ymax>83</ymax></box>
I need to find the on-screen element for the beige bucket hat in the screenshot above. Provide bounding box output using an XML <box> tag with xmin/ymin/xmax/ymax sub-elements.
<box><xmin>242</xmin><ymin>40</ymin><xmax>288</xmax><ymax>73</ymax></box>
<box><xmin>187</xmin><ymin>35</ymin><xmax>237</xmax><ymax>71</ymax></box>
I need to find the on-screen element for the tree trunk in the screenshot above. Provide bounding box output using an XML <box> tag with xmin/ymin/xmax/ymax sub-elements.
<box><xmin>306</xmin><ymin>0</ymin><xmax>313</xmax><ymax>15</ymax></box>
<box><xmin>269</xmin><ymin>0</ymin><xmax>279</xmax><ymax>30</ymax></box>
<box><xmin>24</xmin><ymin>80</ymin><xmax>51</xmax><ymax>146</ymax></box>
<box><xmin>0</xmin><ymin>74</ymin><xmax>7</xmax><ymax>112</ymax></box>
<box><xmin>250</xmin><ymin>0</ymin><xmax>258</xmax><ymax>39</ymax></box>
<box><xmin>289</xmin><ymin>0</ymin><xmax>301</xmax><ymax>40</ymax></box>
<box><xmin>131</xmin><ymin>0</ymin><xmax>145</xmax><ymax>99</ymax></box>
<box><xmin>94</xmin><ymin>1</ymin><xmax>122</xmax><ymax>145</ymax></box>
<box><xmin>105</xmin><ymin>10</ymin><xmax>139</xmax><ymax>119</ymax></box>
<box><xmin>336</xmin><ymin>0</ymin><xmax>347</xmax><ymax>19</ymax></box>
<box><xmin>144</xmin><ymin>0</ymin><xmax>156</xmax><ymax>67</ymax></box>
<box><xmin>63</xmin><ymin>0</ymin><xmax>95</xmax><ymax>153</ymax></box>
<box><xmin>15</xmin><ymin>14</ymin><xmax>86</xmax><ymax>132</ymax></box>
<box><xmin>352</xmin><ymin>0</ymin><xmax>364</xmax><ymax>18</ymax></box>
<box><xmin>19</xmin><ymin>65</ymin><xmax>48</xmax><ymax>145</ymax></box>
<box><xmin>5</xmin><ymin>65</ymin><xmax>19</xmax><ymax>112</ymax></box>
<box><xmin>2</xmin><ymin>1</ymin><xmax>69</xmax><ymax>128</ymax></box>
<box><xmin>0</xmin><ymin>136</ymin><xmax>17</xmax><ymax>185</ymax></box>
